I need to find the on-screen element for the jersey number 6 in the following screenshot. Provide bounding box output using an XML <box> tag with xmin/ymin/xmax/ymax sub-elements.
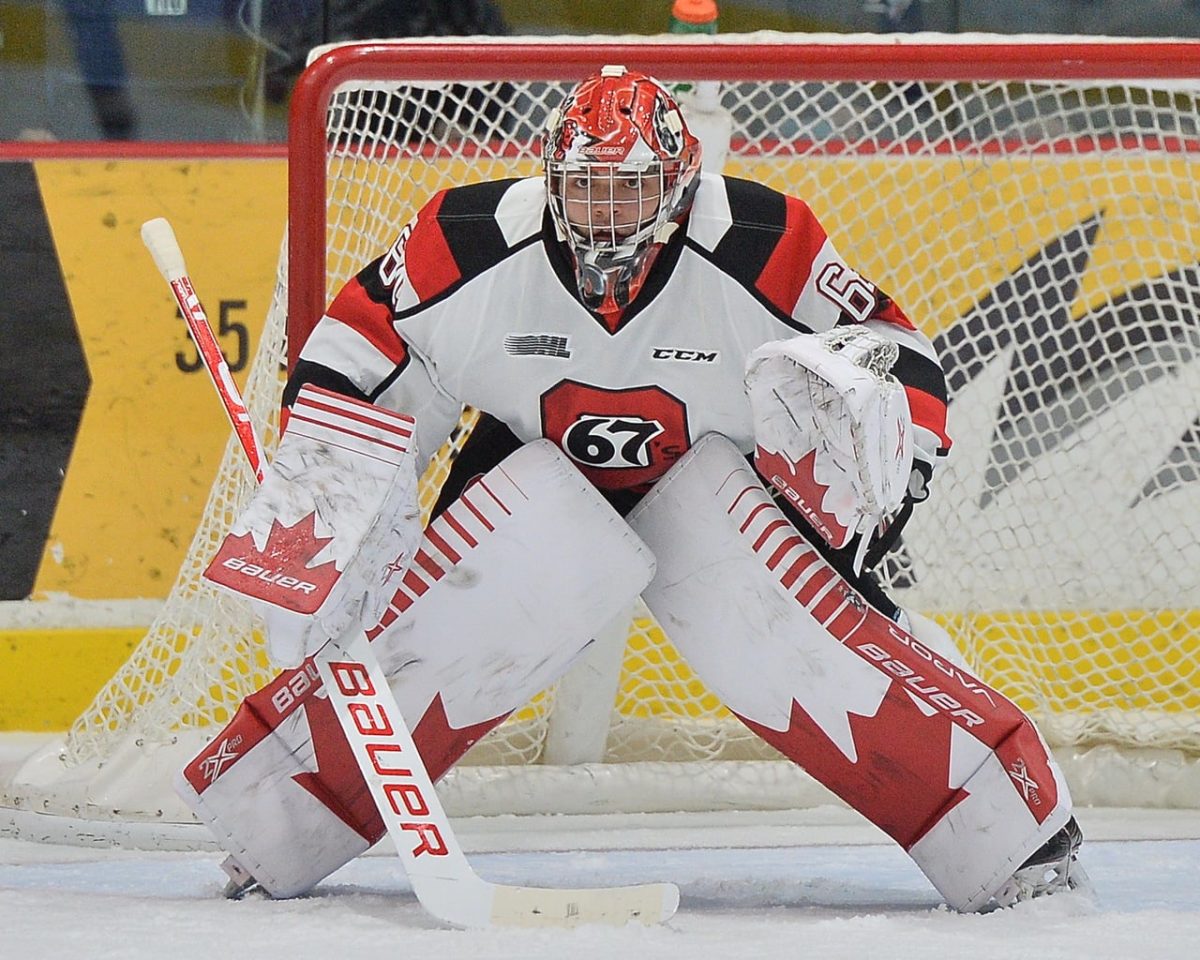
<box><xmin>816</xmin><ymin>262</ymin><xmax>879</xmax><ymax>324</ymax></box>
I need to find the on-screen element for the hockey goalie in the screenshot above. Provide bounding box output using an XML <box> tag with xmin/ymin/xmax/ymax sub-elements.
<box><xmin>178</xmin><ymin>64</ymin><xmax>1086</xmax><ymax>913</ymax></box>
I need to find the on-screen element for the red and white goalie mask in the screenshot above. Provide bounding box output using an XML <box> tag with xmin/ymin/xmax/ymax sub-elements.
<box><xmin>543</xmin><ymin>65</ymin><xmax>702</xmax><ymax>313</ymax></box>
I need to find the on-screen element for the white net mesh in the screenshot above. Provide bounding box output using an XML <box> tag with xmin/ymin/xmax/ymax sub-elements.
<box><xmin>21</xmin><ymin>37</ymin><xmax>1200</xmax><ymax>825</ymax></box>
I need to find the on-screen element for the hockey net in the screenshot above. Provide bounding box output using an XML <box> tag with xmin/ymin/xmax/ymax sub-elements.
<box><xmin>7</xmin><ymin>34</ymin><xmax>1200</xmax><ymax>840</ymax></box>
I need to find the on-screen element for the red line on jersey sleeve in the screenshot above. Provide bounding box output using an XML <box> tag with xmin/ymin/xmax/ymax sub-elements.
<box><xmin>326</xmin><ymin>276</ymin><xmax>409</xmax><ymax>365</ymax></box>
<box><xmin>405</xmin><ymin>190</ymin><xmax>463</xmax><ymax>301</ymax></box>
<box><xmin>906</xmin><ymin>386</ymin><xmax>953</xmax><ymax>452</ymax></box>
<box><xmin>870</xmin><ymin>294</ymin><xmax>918</xmax><ymax>332</ymax></box>
<box><xmin>755</xmin><ymin>196</ymin><xmax>828</xmax><ymax>316</ymax></box>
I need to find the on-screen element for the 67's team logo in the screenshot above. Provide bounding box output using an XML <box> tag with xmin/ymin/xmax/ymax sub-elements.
<box><xmin>541</xmin><ymin>380</ymin><xmax>691</xmax><ymax>491</ymax></box>
<box><xmin>564</xmin><ymin>416</ymin><xmax>663</xmax><ymax>469</ymax></box>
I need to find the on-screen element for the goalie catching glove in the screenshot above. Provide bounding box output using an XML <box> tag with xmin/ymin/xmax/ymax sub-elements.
<box><xmin>204</xmin><ymin>385</ymin><xmax>423</xmax><ymax>666</ymax></box>
<box><xmin>745</xmin><ymin>327</ymin><xmax>914</xmax><ymax>574</ymax></box>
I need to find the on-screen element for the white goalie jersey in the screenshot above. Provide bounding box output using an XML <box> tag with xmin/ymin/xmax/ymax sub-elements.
<box><xmin>289</xmin><ymin>172</ymin><xmax>950</xmax><ymax>513</ymax></box>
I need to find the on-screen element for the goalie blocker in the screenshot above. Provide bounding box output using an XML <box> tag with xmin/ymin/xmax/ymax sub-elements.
<box><xmin>627</xmin><ymin>434</ymin><xmax>1079</xmax><ymax>912</ymax></box>
<box><xmin>178</xmin><ymin>439</ymin><xmax>655</xmax><ymax>898</ymax></box>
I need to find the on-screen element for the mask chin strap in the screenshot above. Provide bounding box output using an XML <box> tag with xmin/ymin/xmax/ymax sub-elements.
<box><xmin>572</xmin><ymin>220</ymin><xmax>679</xmax><ymax>312</ymax></box>
<box><xmin>576</xmin><ymin>246</ymin><xmax>654</xmax><ymax>311</ymax></box>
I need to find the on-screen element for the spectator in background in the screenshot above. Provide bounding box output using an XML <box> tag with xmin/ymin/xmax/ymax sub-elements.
<box><xmin>252</xmin><ymin>0</ymin><xmax>514</xmax><ymax>143</ymax></box>
<box><xmin>60</xmin><ymin>0</ymin><xmax>139</xmax><ymax>140</ymax></box>
<box><xmin>863</xmin><ymin>0</ymin><xmax>925</xmax><ymax>33</ymax></box>
<box><xmin>259</xmin><ymin>0</ymin><xmax>510</xmax><ymax>101</ymax></box>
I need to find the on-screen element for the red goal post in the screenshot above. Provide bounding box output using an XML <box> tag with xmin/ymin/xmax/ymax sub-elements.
<box><xmin>5</xmin><ymin>33</ymin><xmax>1200</xmax><ymax>848</ymax></box>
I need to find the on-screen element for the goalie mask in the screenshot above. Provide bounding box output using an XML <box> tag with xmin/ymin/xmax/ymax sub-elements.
<box><xmin>543</xmin><ymin>65</ymin><xmax>702</xmax><ymax>313</ymax></box>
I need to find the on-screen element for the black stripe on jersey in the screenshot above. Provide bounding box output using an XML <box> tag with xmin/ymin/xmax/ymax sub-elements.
<box><xmin>891</xmin><ymin>343</ymin><xmax>949</xmax><ymax>405</ymax></box>
<box><xmin>686</xmin><ymin>177</ymin><xmax>810</xmax><ymax>333</ymax></box>
<box><xmin>437</xmin><ymin>178</ymin><xmax>521</xmax><ymax>283</ymax></box>
<box><xmin>708</xmin><ymin>177</ymin><xmax>789</xmax><ymax>281</ymax></box>
<box><xmin>391</xmin><ymin>231</ymin><xmax>543</xmax><ymax>322</ymax></box>
<box><xmin>284</xmin><ymin>359</ymin><xmax>377</xmax><ymax>409</ymax></box>
<box><xmin>354</xmin><ymin>253</ymin><xmax>392</xmax><ymax>307</ymax></box>
<box><xmin>391</xmin><ymin>179</ymin><xmax>539</xmax><ymax>321</ymax></box>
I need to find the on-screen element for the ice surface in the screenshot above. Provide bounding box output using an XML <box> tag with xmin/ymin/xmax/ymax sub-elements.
<box><xmin>3</xmin><ymin>733</ymin><xmax>1199</xmax><ymax>959</ymax></box>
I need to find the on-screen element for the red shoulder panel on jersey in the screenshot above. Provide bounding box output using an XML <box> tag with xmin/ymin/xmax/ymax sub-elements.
<box><xmin>326</xmin><ymin>276</ymin><xmax>410</xmax><ymax>365</ymax></box>
<box><xmin>404</xmin><ymin>189</ymin><xmax>462</xmax><ymax>302</ymax></box>
<box><xmin>755</xmin><ymin>195</ymin><xmax>828</xmax><ymax>316</ymax></box>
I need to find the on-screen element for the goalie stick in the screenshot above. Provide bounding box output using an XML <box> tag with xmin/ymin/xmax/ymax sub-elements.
<box><xmin>140</xmin><ymin>217</ymin><xmax>680</xmax><ymax>929</ymax></box>
<box><xmin>141</xmin><ymin>218</ymin><xmax>266</xmax><ymax>483</ymax></box>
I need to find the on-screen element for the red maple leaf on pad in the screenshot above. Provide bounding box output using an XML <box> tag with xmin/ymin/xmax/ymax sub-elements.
<box><xmin>736</xmin><ymin>684</ymin><xmax>967</xmax><ymax>850</ymax></box>
<box><xmin>293</xmin><ymin>690</ymin><xmax>506</xmax><ymax>843</ymax></box>
<box><xmin>204</xmin><ymin>513</ymin><xmax>341</xmax><ymax>614</ymax></box>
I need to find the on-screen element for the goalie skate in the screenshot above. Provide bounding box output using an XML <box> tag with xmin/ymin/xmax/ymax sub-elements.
<box><xmin>991</xmin><ymin>816</ymin><xmax>1090</xmax><ymax>908</ymax></box>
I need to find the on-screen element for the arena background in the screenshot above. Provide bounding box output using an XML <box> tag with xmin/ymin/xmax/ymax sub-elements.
<box><xmin>1</xmin><ymin>0</ymin><xmax>1198</xmax><ymax>731</ymax></box>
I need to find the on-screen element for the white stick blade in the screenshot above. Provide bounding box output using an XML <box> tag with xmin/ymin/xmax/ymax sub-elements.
<box><xmin>489</xmin><ymin>881</ymin><xmax>680</xmax><ymax>928</ymax></box>
<box><xmin>412</xmin><ymin>875</ymin><xmax>679</xmax><ymax>929</ymax></box>
<box><xmin>141</xmin><ymin>217</ymin><xmax>187</xmax><ymax>282</ymax></box>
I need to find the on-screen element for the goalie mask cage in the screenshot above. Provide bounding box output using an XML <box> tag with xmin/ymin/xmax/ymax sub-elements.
<box><xmin>6</xmin><ymin>34</ymin><xmax>1200</xmax><ymax>845</ymax></box>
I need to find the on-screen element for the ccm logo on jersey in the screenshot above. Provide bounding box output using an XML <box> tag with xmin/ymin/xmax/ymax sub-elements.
<box><xmin>652</xmin><ymin>347</ymin><xmax>719</xmax><ymax>362</ymax></box>
<box><xmin>220</xmin><ymin>557</ymin><xmax>319</xmax><ymax>594</ymax></box>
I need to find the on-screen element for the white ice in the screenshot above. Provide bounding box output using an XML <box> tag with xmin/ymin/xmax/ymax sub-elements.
<box><xmin>3</xmin><ymin>733</ymin><xmax>1200</xmax><ymax>960</ymax></box>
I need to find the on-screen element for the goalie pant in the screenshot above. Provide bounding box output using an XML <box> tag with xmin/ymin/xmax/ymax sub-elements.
<box><xmin>177</xmin><ymin>440</ymin><xmax>655</xmax><ymax>898</ymax></box>
<box><xmin>180</xmin><ymin>435</ymin><xmax>1070</xmax><ymax>911</ymax></box>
